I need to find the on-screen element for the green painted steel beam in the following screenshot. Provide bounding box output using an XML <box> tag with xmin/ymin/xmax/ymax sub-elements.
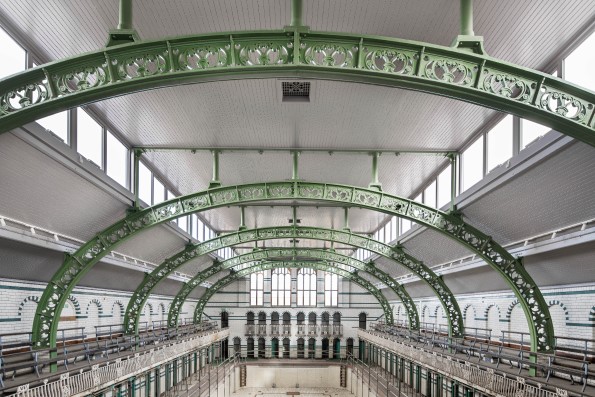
<box><xmin>32</xmin><ymin>181</ymin><xmax>553</xmax><ymax>352</ymax></box>
<box><xmin>191</xmin><ymin>261</ymin><xmax>393</xmax><ymax>324</ymax></box>
<box><xmin>122</xmin><ymin>225</ymin><xmax>462</xmax><ymax>338</ymax></box>
<box><xmin>0</xmin><ymin>31</ymin><xmax>594</xmax><ymax>147</ymax></box>
<box><xmin>164</xmin><ymin>247</ymin><xmax>413</xmax><ymax>330</ymax></box>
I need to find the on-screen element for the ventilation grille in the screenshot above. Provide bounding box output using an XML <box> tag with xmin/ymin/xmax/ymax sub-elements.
<box><xmin>282</xmin><ymin>81</ymin><xmax>310</xmax><ymax>102</ymax></box>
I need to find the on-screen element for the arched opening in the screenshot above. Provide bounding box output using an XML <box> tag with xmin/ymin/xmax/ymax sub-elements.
<box><xmin>308</xmin><ymin>338</ymin><xmax>316</xmax><ymax>359</ymax></box>
<box><xmin>297</xmin><ymin>312</ymin><xmax>305</xmax><ymax>336</ymax></box>
<box><xmin>221</xmin><ymin>311</ymin><xmax>229</xmax><ymax>328</ymax></box>
<box><xmin>233</xmin><ymin>337</ymin><xmax>241</xmax><ymax>356</ymax></box>
<box><xmin>271</xmin><ymin>337</ymin><xmax>279</xmax><ymax>358</ymax></box>
<box><xmin>258</xmin><ymin>337</ymin><xmax>265</xmax><ymax>358</ymax></box>
<box><xmin>332</xmin><ymin>312</ymin><xmax>342</xmax><ymax>336</ymax></box>
<box><xmin>347</xmin><ymin>338</ymin><xmax>354</xmax><ymax>356</ymax></box>
<box><xmin>283</xmin><ymin>338</ymin><xmax>290</xmax><ymax>358</ymax></box>
<box><xmin>258</xmin><ymin>312</ymin><xmax>266</xmax><ymax>336</ymax></box>
<box><xmin>308</xmin><ymin>312</ymin><xmax>317</xmax><ymax>336</ymax></box>
<box><xmin>321</xmin><ymin>312</ymin><xmax>330</xmax><ymax>336</ymax></box>
<box><xmin>322</xmin><ymin>338</ymin><xmax>329</xmax><ymax>359</ymax></box>
<box><xmin>282</xmin><ymin>312</ymin><xmax>291</xmax><ymax>336</ymax></box>
<box><xmin>333</xmin><ymin>338</ymin><xmax>341</xmax><ymax>359</ymax></box>
<box><xmin>297</xmin><ymin>338</ymin><xmax>305</xmax><ymax>358</ymax></box>
<box><xmin>247</xmin><ymin>338</ymin><xmax>254</xmax><ymax>358</ymax></box>
<box><xmin>358</xmin><ymin>313</ymin><xmax>367</xmax><ymax>330</ymax></box>
<box><xmin>246</xmin><ymin>311</ymin><xmax>255</xmax><ymax>335</ymax></box>
<box><xmin>221</xmin><ymin>338</ymin><xmax>229</xmax><ymax>359</ymax></box>
<box><xmin>271</xmin><ymin>311</ymin><xmax>280</xmax><ymax>335</ymax></box>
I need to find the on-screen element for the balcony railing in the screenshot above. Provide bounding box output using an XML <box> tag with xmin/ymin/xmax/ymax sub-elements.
<box><xmin>296</xmin><ymin>324</ymin><xmax>306</xmax><ymax>336</ymax></box>
<box><xmin>256</xmin><ymin>324</ymin><xmax>267</xmax><ymax>336</ymax></box>
<box><xmin>270</xmin><ymin>324</ymin><xmax>280</xmax><ymax>336</ymax></box>
<box><xmin>281</xmin><ymin>324</ymin><xmax>291</xmax><ymax>336</ymax></box>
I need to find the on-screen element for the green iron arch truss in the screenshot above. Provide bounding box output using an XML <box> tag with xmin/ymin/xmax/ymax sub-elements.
<box><xmin>32</xmin><ymin>181</ymin><xmax>553</xmax><ymax>352</ymax></box>
<box><xmin>0</xmin><ymin>31</ymin><xmax>594</xmax><ymax>146</ymax></box>
<box><xmin>165</xmin><ymin>247</ymin><xmax>413</xmax><ymax>330</ymax></box>
<box><xmin>122</xmin><ymin>225</ymin><xmax>462</xmax><ymax>338</ymax></box>
<box><xmin>191</xmin><ymin>261</ymin><xmax>394</xmax><ymax>324</ymax></box>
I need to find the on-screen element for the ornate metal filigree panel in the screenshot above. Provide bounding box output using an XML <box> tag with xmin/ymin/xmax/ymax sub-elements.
<box><xmin>1</xmin><ymin>32</ymin><xmax>594</xmax><ymax>146</ymax></box>
<box><xmin>32</xmin><ymin>181</ymin><xmax>553</xmax><ymax>352</ymax></box>
<box><xmin>122</xmin><ymin>226</ymin><xmax>466</xmax><ymax>337</ymax></box>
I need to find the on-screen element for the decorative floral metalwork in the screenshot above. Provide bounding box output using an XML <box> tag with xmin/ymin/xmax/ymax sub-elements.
<box><xmin>34</xmin><ymin>181</ymin><xmax>552</xmax><ymax>352</ymax></box>
<box><xmin>178</xmin><ymin>46</ymin><xmax>228</xmax><ymax>70</ymax></box>
<box><xmin>238</xmin><ymin>42</ymin><xmax>290</xmax><ymax>66</ymax></box>
<box><xmin>481</xmin><ymin>69</ymin><xmax>532</xmax><ymax>102</ymax></box>
<box><xmin>424</xmin><ymin>56</ymin><xmax>475</xmax><ymax>86</ymax></box>
<box><xmin>54</xmin><ymin>65</ymin><xmax>108</xmax><ymax>95</ymax></box>
<box><xmin>303</xmin><ymin>44</ymin><xmax>355</xmax><ymax>67</ymax></box>
<box><xmin>117</xmin><ymin>53</ymin><xmax>168</xmax><ymax>80</ymax></box>
<box><xmin>364</xmin><ymin>48</ymin><xmax>416</xmax><ymax>74</ymax></box>
<box><xmin>539</xmin><ymin>88</ymin><xmax>592</xmax><ymax>125</ymax></box>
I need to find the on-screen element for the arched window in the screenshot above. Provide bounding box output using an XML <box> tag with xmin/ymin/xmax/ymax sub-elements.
<box><xmin>324</xmin><ymin>272</ymin><xmax>339</xmax><ymax>306</ymax></box>
<box><xmin>359</xmin><ymin>313</ymin><xmax>367</xmax><ymax>330</ymax></box>
<box><xmin>272</xmin><ymin>268</ymin><xmax>291</xmax><ymax>306</ymax></box>
<box><xmin>297</xmin><ymin>268</ymin><xmax>317</xmax><ymax>306</ymax></box>
<box><xmin>250</xmin><ymin>272</ymin><xmax>264</xmax><ymax>306</ymax></box>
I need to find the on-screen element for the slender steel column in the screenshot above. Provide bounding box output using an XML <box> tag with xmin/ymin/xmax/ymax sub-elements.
<box><xmin>239</xmin><ymin>206</ymin><xmax>247</xmax><ymax>231</ymax></box>
<box><xmin>460</xmin><ymin>0</ymin><xmax>474</xmax><ymax>36</ymax></box>
<box><xmin>291</xmin><ymin>151</ymin><xmax>300</xmax><ymax>180</ymax></box>
<box><xmin>118</xmin><ymin>0</ymin><xmax>133</xmax><ymax>30</ymax></box>
<box><xmin>343</xmin><ymin>207</ymin><xmax>350</xmax><ymax>231</ymax></box>
<box><xmin>449</xmin><ymin>154</ymin><xmax>457</xmax><ymax>213</ymax></box>
<box><xmin>369</xmin><ymin>152</ymin><xmax>382</xmax><ymax>191</ymax></box>
<box><xmin>209</xmin><ymin>150</ymin><xmax>221</xmax><ymax>188</ymax></box>
<box><xmin>290</xmin><ymin>0</ymin><xmax>303</xmax><ymax>27</ymax></box>
<box><xmin>133</xmin><ymin>149</ymin><xmax>141</xmax><ymax>208</ymax></box>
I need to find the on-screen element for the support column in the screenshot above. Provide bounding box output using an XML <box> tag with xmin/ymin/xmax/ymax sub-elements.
<box><xmin>291</xmin><ymin>151</ymin><xmax>300</xmax><ymax>180</ymax></box>
<box><xmin>209</xmin><ymin>150</ymin><xmax>221</xmax><ymax>188</ymax></box>
<box><xmin>448</xmin><ymin>154</ymin><xmax>457</xmax><ymax>213</ymax></box>
<box><xmin>107</xmin><ymin>0</ymin><xmax>139</xmax><ymax>46</ymax></box>
<box><xmin>451</xmin><ymin>0</ymin><xmax>485</xmax><ymax>54</ymax></box>
<box><xmin>133</xmin><ymin>149</ymin><xmax>141</xmax><ymax>209</ymax></box>
<box><xmin>239</xmin><ymin>206</ymin><xmax>247</xmax><ymax>231</ymax></box>
<box><xmin>460</xmin><ymin>0</ymin><xmax>474</xmax><ymax>36</ymax></box>
<box><xmin>343</xmin><ymin>207</ymin><xmax>350</xmax><ymax>232</ymax></box>
<box><xmin>368</xmin><ymin>152</ymin><xmax>382</xmax><ymax>191</ymax></box>
<box><xmin>290</xmin><ymin>0</ymin><xmax>303</xmax><ymax>27</ymax></box>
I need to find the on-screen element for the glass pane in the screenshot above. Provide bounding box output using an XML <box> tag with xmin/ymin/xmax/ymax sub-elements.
<box><xmin>297</xmin><ymin>275</ymin><xmax>303</xmax><ymax>289</ymax></box>
<box><xmin>325</xmin><ymin>291</ymin><xmax>331</xmax><ymax>305</ymax></box>
<box><xmin>285</xmin><ymin>291</ymin><xmax>290</xmax><ymax>305</ymax></box>
<box><xmin>437</xmin><ymin>164</ymin><xmax>452</xmax><ymax>209</ymax></box>
<box><xmin>310</xmin><ymin>291</ymin><xmax>316</xmax><ymax>305</ymax></box>
<box><xmin>423</xmin><ymin>180</ymin><xmax>437</xmax><ymax>208</ymax></box>
<box><xmin>77</xmin><ymin>110</ymin><xmax>103</xmax><ymax>167</ymax></box>
<box><xmin>0</xmin><ymin>27</ymin><xmax>26</xmax><ymax>79</ymax></box>
<box><xmin>257</xmin><ymin>292</ymin><xmax>263</xmax><ymax>306</ymax></box>
<box><xmin>197</xmin><ymin>219</ymin><xmax>204</xmax><ymax>241</ymax></box>
<box><xmin>272</xmin><ymin>275</ymin><xmax>278</xmax><ymax>289</ymax></box>
<box><xmin>138</xmin><ymin>162</ymin><xmax>152</xmax><ymax>205</ymax></box>
<box><xmin>272</xmin><ymin>291</ymin><xmax>278</xmax><ymax>305</ymax></box>
<box><xmin>178</xmin><ymin>216</ymin><xmax>187</xmax><ymax>232</ymax></box>
<box><xmin>487</xmin><ymin>115</ymin><xmax>513</xmax><ymax>172</ymax></box>
<box><xmin>331</xmin><ymin>274</ymin><xmax>338</xmax><ymax>289</ymax></box>
<box><xmin>401</xmin><ymin>218</ymin><xmax>411</xmax><ymax>234</ymax></box>
<box><xmin>521</xmin><ymin>119</ymin><xmax>549</xmax><ymax>149</ymax></box>
<box><xmin>297</xmin><ymin>291</ymin><xmax>303</xmax><ymax>305</ymax></box>
<box><xmin>250</xmin><ymin>291</ymin><xmax>256</xmax><ymax>305</ymax></box>
<box><xmin>106</xmin><ymin>131</ymin><xmax>128</xmax><ymax>187</ymax></box>
<box><xmin>153</xmin><ymin>178</ymin><xmax>165</xmax><ymax>204</ymax></box>
<box><xmin>257</xmin><ymin>273</ymin><xmax>264</xmax><ymax>289</ymax></box>
<box><xmin>413</xmin><ymin>193</ymin><xmax>422</xmax><ymax>203</ymax></box>
<box><xmin>462</xmin><ymin>135</ymin><xmax>484</xmax><ymax>191</ymax></box>
<box><xmin>37</xmin><ymin>111</ymin><xmax>68</xmax><ymax>143</ymax></box>
<box><xmin>310</xmin><ymin>274</ymin><xmax>316</xmax><ymax>289</ymax></box>
<box><xmin>564</xmin><ymin>32</ymin><xmax>595</xmax><ymax>91</ymax></box>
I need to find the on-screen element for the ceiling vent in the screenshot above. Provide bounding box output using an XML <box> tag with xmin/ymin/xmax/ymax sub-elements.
<box><xmin>282</xmin><ymin>81</ymin><xmax>310</xmax><ymax>102</ymax></box>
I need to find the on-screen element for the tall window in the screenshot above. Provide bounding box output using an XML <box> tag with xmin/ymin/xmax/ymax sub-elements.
<box><xmin>324</xmin><ymin>273</ymin><xmax>338</xmax><ymax>307</ymax></box>
<box><xmin>0</xmin><ymin>27</ymin><xmax>26</xmax><ymax>79</ymax></box>
<box><xmin>461</xmin><ymin>135</ymin><xmax>484</xmax><ymax>192</ymax></box>
<box><xmin>250</xmin><ymin>272</ymin><xmax>264</xmax><ymax>306</ymax></box>
<box><xmin>486</xmin><ymin>115</ymin><xmax>513</xmax><ymax>172</ymax></box>
<box><xmin>436</xmin><ymin>164</ymin><xmax>452</xmax><ymax>209</ymax></box>
<box><xmin>77</xmin><ymin>110</ymin><xmax>103</xmax><ymax>167</ymax></box>
<box><xmin>297</xmin><ymin>268</ymin><xmax>316</xmax><ymax>306</ymax></box>
<box><xmin>37</xmin><ymin>111</ymin><xmax>69</xmax><ymax>143</ymax></box>
<box><xmin>271</xmin><ymin>268</ymin><xmax>291</xmax><ymax>306</ymax></box>
<box><xmin>106</xmin><ymin>131</ymin><xmax>128</xmax><ymax>187</ymax></box>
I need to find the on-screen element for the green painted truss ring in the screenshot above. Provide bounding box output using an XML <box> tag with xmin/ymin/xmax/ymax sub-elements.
<box><xmin>122</xmin><ymin>225</ymin><xmax>462</xmax><ymax>338</ymax></box>
<box><xmin>191</xmin><ymin>261</ymin><xmax>394</xmax><ymax>324</ymax></box>
<box><xmin>32</xmin><ymin>181</ymin><xmax>553</xmax><ymax>352</ymax></box>
<box><xmin>0</xmin><ymin>31</ymin><xmax>594</xmax><ymax>146</ymax></box>
<box><xmin>165</xmin><ymin>247</ymin><xmax>413</xmax><ymax>330</ymax></box>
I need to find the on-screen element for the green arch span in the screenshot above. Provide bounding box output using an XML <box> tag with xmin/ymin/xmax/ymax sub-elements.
<box><xmin>122</xmin><ymin>226</ymin><xmax>462</xmax><ymax>338</ymax></box>
<box><xmin>165</xmin><ymin>247</ymin><xmax>416</xmax><ymax>331</ymax></box>
<box><xmin>0</xmin><ymin>31</ymin><xmax>593</xmax><ymax>146</ymax></box>
<box><xmin>32</xmin><ymin>181</ymin><xmax>553</xmax><ymax>352</ymax></box>
<box><xmin>191</xmin><ymin>261</ymin><xmax>393</xmax><ymax>324</ymax></box>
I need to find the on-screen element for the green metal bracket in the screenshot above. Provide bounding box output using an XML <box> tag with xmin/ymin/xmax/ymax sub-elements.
<box><xmin>33</xmin><ymin>181</ymin><xmax>553</xmax><ymax>352</ymax></box>
<box><xmin>165</xmin><ymin>247</ymin><xmax>414</xmax><ymax>329</ymax></box>
<box><xmin>121</xmin><ymin>225</ymin><xmax>461</xmax><ymax>338</ymax></box>
<box><xmin>106</xmin><ymin>0</ymin><xmax>140</xmax><ymax>47</ymax></box>
<box><xmin>192</xmin><ymin>261</ymin><xmax>393</xmax><ymax>324</ymax></box>
<box><xmin>0</xmin><ymin>32</ymin><xmax>594</xmax><ymax>147</ymax></box>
